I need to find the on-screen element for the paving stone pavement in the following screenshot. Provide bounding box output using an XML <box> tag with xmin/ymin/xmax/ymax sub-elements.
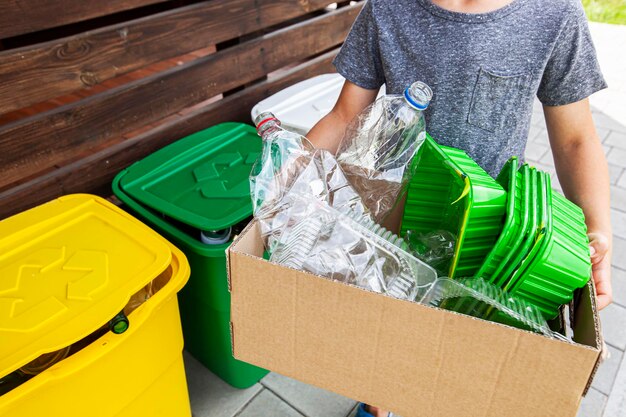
<box><xmin>185</xmin><ymin>22</ymin><xmax>626</xmax><ymax>417</ymax></box>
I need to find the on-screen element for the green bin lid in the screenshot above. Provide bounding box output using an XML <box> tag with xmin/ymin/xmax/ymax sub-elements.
<box><xmin>119</xmin><ymin>123</ymin><xmax>262</xmax><ymax>231</ymax></box>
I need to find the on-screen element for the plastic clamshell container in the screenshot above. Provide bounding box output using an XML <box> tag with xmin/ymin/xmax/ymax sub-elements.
<box><xmin>402</xmin><ymin>135</ymin><xmax>506</xmax><ymax>278</ymax></box>
<box><xmin>113</xmin><ymin>123</ymin><xmax>268</xmax><ymax>388</ymax></box>
<box><xmin>510</xmin><ymin>173</ymin><xmax>592</xmax><ymax>319</ymax></box>
<box><xmin>0</xmin><ymin>194</ymin><xmax>191</xmax><ymax>417</ymax></box>
<box><xmin>420</xmin><ymin>278</ymin><xmax>559</xmax><ymax>339</ymax></box>
<box><xmin>121</xmin><ymin>123</ymin><xmax>262</xmax><ymax>232</ymax></box>
<box><xmin>270</xmin><ymin>197</ymin><xmax>437</xmax><ymax>301</ymax></box>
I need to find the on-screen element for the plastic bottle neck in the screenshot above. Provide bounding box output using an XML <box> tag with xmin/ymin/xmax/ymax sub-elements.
<box><xmin>404</xmin><ymin>81</ymin><xmax>433</xmax><ymax>111</ymax></box>
<box><xmin>257</xmin><ymin>119</ymin><xmax>282</xmax><ymax>140</ymax></box>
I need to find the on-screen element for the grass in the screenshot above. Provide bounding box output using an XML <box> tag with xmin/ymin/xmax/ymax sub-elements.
<box><xmin>582</xmin><ymin>0</ymin><xmax>626</xmax><ymax>25</ymax></box>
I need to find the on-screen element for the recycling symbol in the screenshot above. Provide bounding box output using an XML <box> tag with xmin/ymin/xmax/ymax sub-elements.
<box><xmin>0</xmin><ymin>247</ymin><xmax>109</xmax><ymax>331</ymax></box>
<box><xmin>192</xmin><ymin>151</ymin><xmax>259</xmax><ymax>199</ymax></box>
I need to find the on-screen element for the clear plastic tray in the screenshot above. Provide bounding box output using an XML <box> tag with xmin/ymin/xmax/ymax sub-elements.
<box><xmin>271</xmin><ymin>195</ymin><xmax>437</xmax><ymax>300</ymax></box>
<box><xmin>420</xmin><ymin>278</ymin><xmax>566</xmax><ymax>340</ymax></box>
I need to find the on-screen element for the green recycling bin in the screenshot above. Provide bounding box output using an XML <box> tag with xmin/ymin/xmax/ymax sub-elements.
<box><xmin>112</xmin><ymin>123</ymin><xmax>268</xmax><ymax>388</ymax></box>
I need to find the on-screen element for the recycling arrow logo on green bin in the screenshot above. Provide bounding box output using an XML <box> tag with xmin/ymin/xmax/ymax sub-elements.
<box><xmin>193</xmin><ymin>151</ymin><xmax>257</xmax><ymax>199</ymax></box>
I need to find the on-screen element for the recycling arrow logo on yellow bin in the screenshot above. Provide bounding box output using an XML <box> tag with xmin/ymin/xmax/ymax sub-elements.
<box><xmin>0</xmin><ymin>247</ymin><xmax>109</xmax><ymax>332</ymax></box>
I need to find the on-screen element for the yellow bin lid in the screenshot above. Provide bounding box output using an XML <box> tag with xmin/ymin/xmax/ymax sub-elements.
<box><xmin>0</xmin><ymin>194</ymin><xmax>172</xmax><ymax>378</ymax></box>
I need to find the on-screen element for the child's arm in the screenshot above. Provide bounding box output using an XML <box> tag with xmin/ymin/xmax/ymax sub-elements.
<box><xmin>306</xmin><ymin>80</ymin><xmax>378</xmax><ymax>152</ymax></box>
<box><xmin>544</xmin><ymin>98</ymin><xmax>613</xmax><ymax>309</ymax></box>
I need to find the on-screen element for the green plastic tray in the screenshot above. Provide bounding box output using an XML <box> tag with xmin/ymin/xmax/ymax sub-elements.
<box><xmin>508</xmin><ymin>171</ymin><xmax>549</xmax><ymax>293</ymax></box>
<box><xmin>510</xmin><ymin>173</ymin><xmax>592</xmax><ymax>319</ymax></box>
<box><xmin>498</xmin><ymin>165</ymin><xmax>539</xmax><ymax>288</ymax></box>
<box><xmin>489</xmin><ymin>164</ymin><xmax>530</xmax><ymax>287</ymax></box>
<box><xmin>401</xmin><ymin>135</ymin><xmax>506</xmax><ymax>278</ymax></box>
<box><xmin>475</xmin><ymin>157</ymin><xmax>523</xmax><ymax>282</ymax></box>
<box><xmin>441</xmin><ymin>146</ymin><xmax>507</xmax><ymax>278</ymax></box>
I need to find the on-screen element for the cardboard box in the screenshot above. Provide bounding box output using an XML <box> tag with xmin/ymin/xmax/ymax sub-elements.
<box><xmin>228</xmin><ymin>221</ymin><xmax>602</xmax><ymax>417</ymax></box>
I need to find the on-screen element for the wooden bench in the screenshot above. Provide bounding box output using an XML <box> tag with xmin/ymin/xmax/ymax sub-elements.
<box><xmin>0</xmin><ymin>0</ymin><xmax>363</xmax><ymax>219</ymax></box>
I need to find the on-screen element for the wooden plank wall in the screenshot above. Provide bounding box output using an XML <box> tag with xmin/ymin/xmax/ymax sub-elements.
<box><xmin>0</xmin><ymin>0</ymin><xmax>363</xmax><ymax>219</ymax></box>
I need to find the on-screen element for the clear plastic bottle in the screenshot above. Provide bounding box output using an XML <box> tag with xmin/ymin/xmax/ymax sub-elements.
<box><xmin>336</xmin><ymin>81</ymin><xmax>433</xmax><ymax>223</ymax></box>
<box><xmin>251</xmin><ymin>111</ymin><xmax>317</xmax><ymax>215</ymax></box>
<box><xmin>251</xmin><ymin>111</ymin><xmax>367</xmax><ymax>253</ymax></box>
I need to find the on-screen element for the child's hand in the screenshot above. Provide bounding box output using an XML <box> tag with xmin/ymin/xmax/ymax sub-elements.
<box><xmin>588</xmin><ymin>232</ymin><xmax>612</xmax><ymax>310</ymax></box>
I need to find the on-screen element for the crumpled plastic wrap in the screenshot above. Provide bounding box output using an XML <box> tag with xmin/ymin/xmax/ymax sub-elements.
<box><xmin>249</xmin><ymin>109</ymin><xmax>438</xmax><ymax>300</ymax></box>
<box><xmin>270</xmin><ymin>194</ymin><xmax>437</xmax><ymax>301</ymax></box>
<box><xmin>250</xmin><ymin>114</ymin><xmax>367</xmax><ymax>253</ymax></box>
<box><xmin>404</xmin><ymin>229</ymin><xmax>456</xmax><ymax>275</ymax></box>
<box><xmin>421</xmin><ymin>278</ymin><xmax>567</xmax><ymax>340</ymax></box>
<box><xmin>336</xmin><ymin>81</ymin><xmax>432</xmax><ymax>223</ymax></box>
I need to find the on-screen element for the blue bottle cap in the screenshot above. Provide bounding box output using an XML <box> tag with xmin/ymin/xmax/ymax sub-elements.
<box><xmin>404</xmin><ymin>81</ymin><xmax>433</xmax><ymax>110</ymax></box>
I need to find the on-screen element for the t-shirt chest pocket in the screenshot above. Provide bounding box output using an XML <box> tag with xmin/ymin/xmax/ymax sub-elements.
<box><xmin>468</xmin><ymin>68</ymin><xmax>532</xmax><ymax>133</ymax></box>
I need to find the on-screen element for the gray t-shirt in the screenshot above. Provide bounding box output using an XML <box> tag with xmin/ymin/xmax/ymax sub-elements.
<box><xmin>333</xmin><ymin>0</ymin><xmax>607</xmax><ymax>176</ymax></box>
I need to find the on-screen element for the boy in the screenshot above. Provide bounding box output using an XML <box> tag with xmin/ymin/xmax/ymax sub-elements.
<box><xmin>306</xmin><ymin>1</ymin><xmax>612</xmax><ymax>415</ymax></box>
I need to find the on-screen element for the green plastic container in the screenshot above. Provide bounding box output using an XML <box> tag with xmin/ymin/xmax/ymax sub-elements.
<box><xmin>504</xmin><ymin>168</ymin><xmax>548</xmax><ymax>291</ymax></box>
<box><xmin>113</xmin><ymin>123</ymin><xmax>268</xmax><ymax>388</ymax></box>
<box><xmin>506</xmin><ymin>170</ymin><xmax>549</xmax><ymax>292</ymax></box>
<box><xmin>401</xmin><ymin>135</ymin><xmax>506</xmax><ymax>278</ymax></box>
<box><xmin>497</xmin><ymin>165</ymin><xmax>539</xmax><ymax>287</ymax></box>
<box><xmin>488</xmin><ymin>163</ymin><xmax>530</xmax><ymax>287</ymax></box>
<box><xmin>510</xmin><ymin>172</ymin><xmax>591</xmax><ymax>319</ymax></box>
<box><xmin>441</xmin><ymin>146</ymin><xmax>507</xmax><ymax>277</ymax></box>
<box><xmin>475</xmin><ymin>157</ymin><xmax>524</xmax><ymax>283</ymax></box>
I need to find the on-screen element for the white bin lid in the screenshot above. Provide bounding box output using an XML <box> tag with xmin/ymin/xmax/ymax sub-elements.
<box><xmin>251</xmin><ymin>74</ymin><xmax>385</xmax><ymax>136</ymax></box>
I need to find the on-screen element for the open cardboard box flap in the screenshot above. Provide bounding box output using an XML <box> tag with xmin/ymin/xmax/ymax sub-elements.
<box><xmin>227</xmin><ymin>221</ymin><xmax>602</xmax><ymax>417</ymax></box>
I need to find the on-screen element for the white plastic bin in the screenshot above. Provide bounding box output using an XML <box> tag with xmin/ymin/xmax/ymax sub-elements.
<box><xmin>251</xmin><ymin>74</ymin><xmax>385</xmax><ymax>135</ymax></box>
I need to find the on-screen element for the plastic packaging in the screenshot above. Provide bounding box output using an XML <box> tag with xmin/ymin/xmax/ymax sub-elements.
<box><xmin>436</xmin><ymin>145</ymin><xmax>507</xmax><ymax>277</ymax></box>
<box><xmin>18</xmin><ymin>347</ymin><xmax>71</xmax><ymax>377</ymax></box>
<box><xmin>336</xmin><ymin>81</ymin><xmax>432</xmax><ymax>223</ymax></box>
<box><xmin>498</xmin><ymin>165</ymin><xmax>538</xmax><ymax>288</ymax></box>
<box><xmin>404</xmin><ymin>229</ymin><xmax>456</xmax><ymax>275</ymax></box>
<box><xmin>270</xmin><ymin>194</ymin><xmax>437</xmax><ymax>301</ymax></box>
<box><xmin>251</xmin><ymin>111</ymin><xmax>368</xmax><ymax>253</ymax></box>
<box><xmin>420</xmin><ymin>278</ymin><xmax>566</xmax><ymax>340</ymax></box>
<box><xmin>401</xmin><ymin>136</ymin><xmax>507</xmax><ymax>278</ymax></box>
<box><xmin>508</xmin><ymin>172</ymin><xmax>591</xmax><ymax>319</ymax></box>
<box><xmin>475</xmin><ymin>157</ymin><xmax>523</xmax><ymax>283</ymax></box>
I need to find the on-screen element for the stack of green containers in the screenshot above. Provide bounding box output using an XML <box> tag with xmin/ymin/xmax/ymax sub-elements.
<box><xmin>508</xmin><ymin>167</ymin><xmax>591</xmax><ymax>318</ymax></box>
<box><xmin>474</xmin><ymin>158</ymin><xmax>591</xmax><ymax>319</ymax></box>
<box><xmin>402</xmin><ymin>137</ymin><xmax>591</xmax><ymax>320</ymax></box>
<box><xmin>475</xmin><ymin>157</ymin><xmax>526</xmax><ymax>285</ymax></box>
<box><xmin>112</xmin><ymin>123</ymin><xmax>268</xmax><ymax>388</ymax></box>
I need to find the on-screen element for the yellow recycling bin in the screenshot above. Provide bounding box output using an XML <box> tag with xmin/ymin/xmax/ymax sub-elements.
<box><xmin>0</xmin><ymin>194</ymin><xmax>191</xmax><ymax>417</ymax></box>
